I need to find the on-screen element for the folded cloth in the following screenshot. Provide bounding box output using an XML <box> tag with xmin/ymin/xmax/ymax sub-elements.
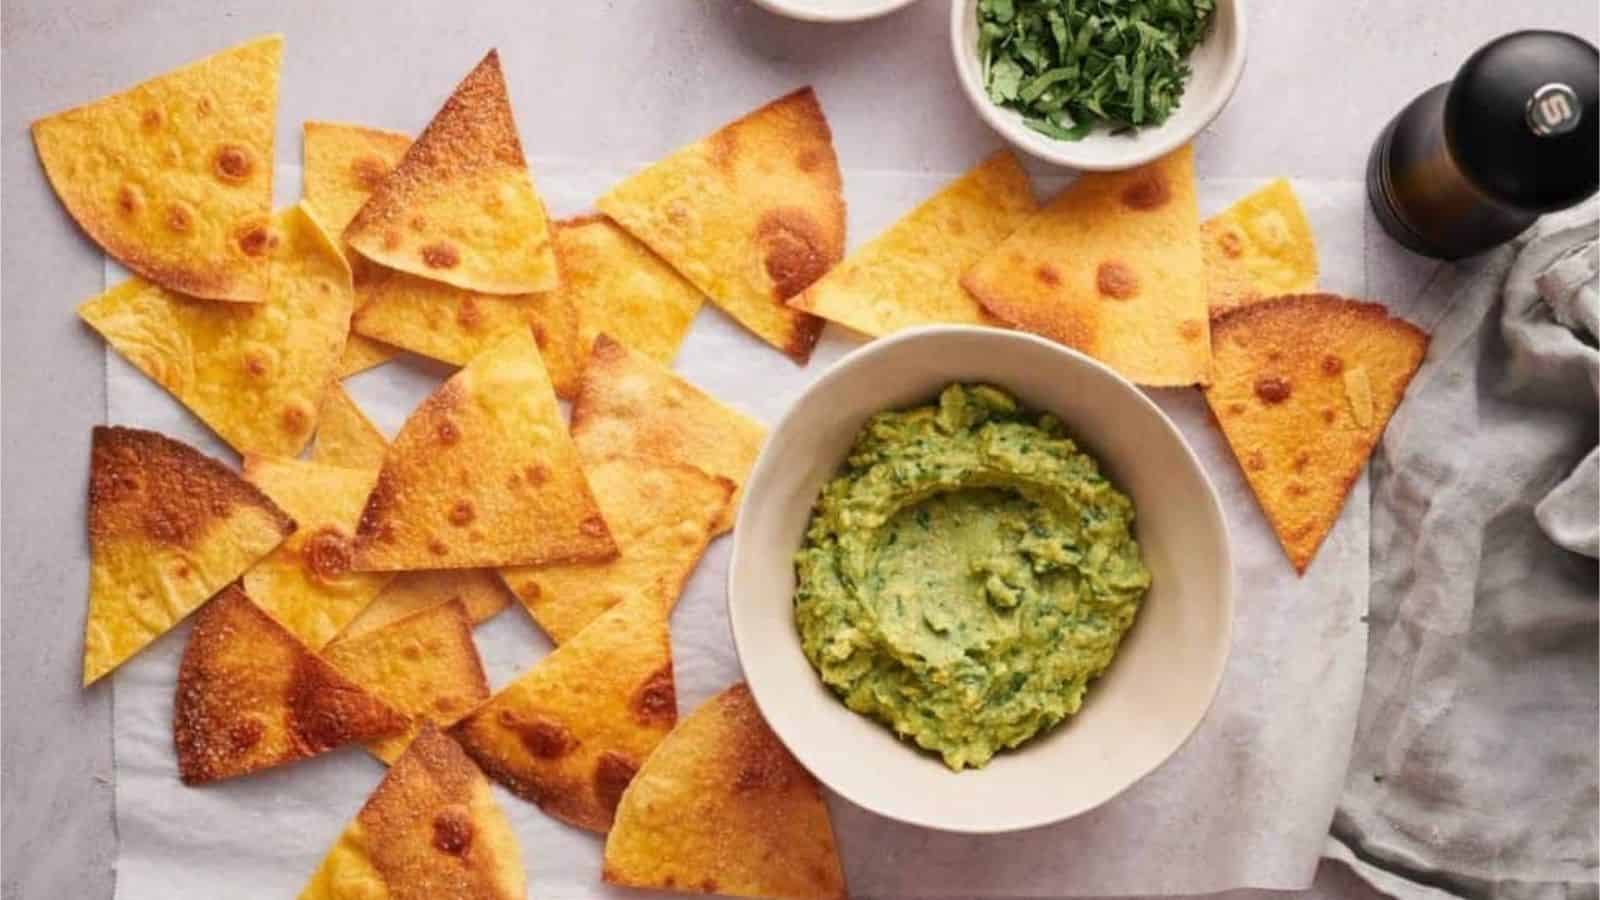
<box><xmin>1328</xmin><ymin>213</ymin><xmax>1600</xmax><ymax>899</ymax></box>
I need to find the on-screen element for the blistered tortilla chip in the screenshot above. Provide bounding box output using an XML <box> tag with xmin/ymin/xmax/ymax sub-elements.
<box><xmin>572</xmin><ymin>335</ymin><xmax>764</xmax><ymax>534</ymax></box>
<box><xmin>343</xmin><ymin>50</ymin><xmax>557</xmax><ymax>295</ymax></box>
<box><xmin>323</xmin><ymin>600</ymin><xmax>489</xmax><ymax>763</ymax></box>
<box><xmin>1203</xmin><ymin>294</ymin><xmax>1427</xmax><ymax>572</ymax></box>
<box><xmin>789</xmin><ymin>150</ymin><xmax>1036</xmax><ymax>336</ymax></box>
<box><xmin>1203</xmin><ymin>179</ymin><xmax>1318</xmax><ymax>316</ymax></box>
<box><xmin>503</xmin><ymin>457</ymin><xmax>732</xmax><ymax>644</ymax></box>
<box><xmin>334</xmin><ymin>335</ymin><xmax>400</xmax><ymax>378</ymax></box>
<box><xmin>174</xmin><ymin>586</ymin><xmax>406</xmax><ymax>784</ymax></box>
<box><xmin>338</xmin><ymin>569</ymin><xmax>513</xmax><ymax>640</ymax></box>
<box><xmin>603</xmin><ymin>683</ymin><xmax>848</xmax><ymax>900</ymax></box>
<box><xmin>297</xmin><ymin>724</ymin><xmax>526</xmax><ymax>900</ymax></box>
<box><xmin>80</xmin><ymin>203</ymin><xmax>355</xmax><ymax>457</ymax></box>
<box><xmin>561</xmin><ymin>215</ymin><xmax>704</xmax><ymax>367</ymax></box>
<box><xmin>310</xmin><ymin>384</ymin><xmax>388</xmax><ymax>470</ymax></box>
<box><xmin>84</xmin><ymin>427</ymin><xmax>293</xmax><ymax>685</ymax></box>
<box><xmin>451</xmin><ymin>595</ymin><xmax>676</xmax><ymax>832</ymax></box>
<box><xmin>353</xmin><ymin>328</ymin><xmax>616</xmax><ymax>570</ymax></box>
<box><xmin>32</xmin><ymin>36</ymin><xmax>281</xmax><ymax>302</ymax></box>
<box><xmin>240</xmin><ymin>455</ymin><xmax>392</xmax><ymax>648</ymax></box>
<box><xmin>597</xmin><ymin>88</ymin><xmax>842</xmax><ymax>361</ymax></box>
<box><xmin>962</xmin><ymin>145</ymin><xmax>1210</xmax><ymax>386</ymax></box>
<box><xmin>302</xmin><ymin>121</ymin><xmax>411</xmax><ymax>235</ymax></box>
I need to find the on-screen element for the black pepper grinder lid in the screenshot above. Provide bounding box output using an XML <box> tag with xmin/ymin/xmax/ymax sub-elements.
<box><xmin>1444</xmin><ymin>30</ymin><xmax>1599</xmax><ymax>213</ymax></box>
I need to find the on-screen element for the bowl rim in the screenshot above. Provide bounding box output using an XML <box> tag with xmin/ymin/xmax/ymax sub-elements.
<box><xmin>947</xmin><ymin>0</ymin><xmax>1250</xmax><ymax>171</ymax></box>
<box><xmin>750</xmin><ymin>0</ymin><xmax>923</xmax><ymax>23</ymax></box>
<box><xmin>726</xmin><ymin>324</ymin><xmax>1236</xmax><ymax>833</ymax></box>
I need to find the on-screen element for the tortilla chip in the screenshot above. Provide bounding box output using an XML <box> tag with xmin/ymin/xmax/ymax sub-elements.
<box><xmin>1203</xmin><ymin>178</ymin><xmax>1318</xmax><ymax>316</ymax></box>
<box><xmin>302</xmin><ymin>121</ymin><xmax>412</xmax><ymax>235</ymax></box>
<box><xmin>562</xmin><ymin>215</ymin><xmax>705</xmax><ymax>366</ymax></box>
<box><xmin>789</xmin><ymin>150</ymin><xmax>1036</xmax><ymax>336</ymax></box>
<box><xmin>597</xmin><ymin>88</ymin><xmax>843</xmax><ymax>361</ymax></box>
<box><xmin>1203</xmin><ymin>294</ymin><xmax>1427</xmax><ymax>572</ymax></box>
<box><xmin>323</xmin><ymin>600</ymin><xmax>490</xmax><ymax>763</ymax></box>
<box><xmin>343</xmin><ymin>50</ymin><xmax>557</xmax><ymax>295</ymax></box>
<box><xmin>503</xmin><ymin>457</ymin><xmax>732</xmax><ymax>644</ymax></box>
<box><xmin>32</xmin><ymin>36</ymin><xmax>281</xmax><ymax>302</ymax></box>
<box><xmin>572</xmin><ymin>335</ymin><xmax>765</xmax><ymax>534</ymax></box>
<box><xmin>603</xmin><ymin>683</ymin><xmax>848</xmax><ymax>900</ymax></box>
<box><xmin>962</xmin><ymin>145</ymin><xmax>1210</xmax><ymax>386</ymax></box>
<box><xmin>334</xmin><ymin>335</ymin><xmax>400</xmax><ymax>378</ymax></box>
<box><xmin>80</xmin><ymin>203</ymin><xmax>355</xmax><ymax>457</ymax></box>
<box><xmin>353</xmin><ymin>327</ymin><xmax>616</xmax><ymax>570</ymax></box>
<box><xmin>338</xmin><ymin>570</ymin><xmax>513</xmax><ymax>641</ymax></box>
<box><xmin>297</xmin><ymin>723</ymin><xmax>526</xmax><ymax>900</ymax></box>
<box><xmin>450</xmin><ymin>594</ymin><xmax>676</xmax><ymax>832</ymax></box>
<box><xmin>174</xmin><ymin>586</ymin><xmax>407</xmax><ymax>784</ymax></box>
<box><xmin>240</xmin><ymin>455</ymin><xmax>392</xmax><ymax>648</ymax></box>
<box><xmin>84</xmin><ymin>427</ymin><xmax>293</xmax><ymax>685</ymax></box>
<box><xmin>310</xmin><ymin>384</ymin><xmax>388</xmax><ymax>470</ymax></box>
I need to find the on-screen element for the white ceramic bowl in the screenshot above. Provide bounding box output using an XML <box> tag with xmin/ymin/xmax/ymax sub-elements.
<box><xmin>950</xmin><ymin>0</ymin><xmax>1248</xmax><ymax>170</ymax></box>
<box><xmin>728</xmin><ymin>326</ymin><xmax>1233</xmax><ymax>833</ymax></box>
<box><xmin>750</xmin><ymin>0</ymin><xmax>922</xmax><ymax>23</ymax></box>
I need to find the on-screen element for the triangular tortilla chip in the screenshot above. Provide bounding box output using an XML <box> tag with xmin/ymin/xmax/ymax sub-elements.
<box><xmin>562</xmin><ymin>215</ymin><xmax>705</xmax><ymax>367</ymax></box>
<box><xmin>597</xmin><ymin>88</ymin><xmax>843</xmax><ymax>361</ymax></box>
<box><xmin>503</xmin><ymin>456</ymin><xmax>732</xmax><ymax>644</ymax></box>
<box><xmin>174</xmin><ymin>586</ymin><xmax>407</xmax><ymax>784</ymax></box>
<box><xmin>343</xmin><ymin>50</ymin><xmax>557</xmax><ymax>295</ymax></box>
<box><xmin>334</xmin><ymin>335</ymin><xmax>401</xmax><ymax>378</ymax></box>
<box><xmin>1203</xmin><ymin>294</ymin><xmax>1427</xmax><ymax>572</ymax></box>
<box><xmin>451</xmin><ymin>594</ymin><xmax>676</xmax><ymax>832</ymax></box>
<box><xmin>80</xmin><ymin>203</ymin><xmax>355</xmax><ymax>457</ymax></box>
<box><xmin>240</xmin><ymin>455</ymin><xmax>393</xmax><ymax>648</ymax></box>
<box><xmin>32</xmin><ymin>36</ymin><xmax>281</xmax><ymax>302</ymax></box>
<box><xmin>603</xmin><ymin>683</ymin><xmax>848</xmax><ymax>900</ymax></box>
<box><xmin>310</xmin><ymin>384</ymin><xmax>388</xmax><ymax>470</ymax></box>
<box><xmin>84</xmin><ymin>427</ymin><xmax>293</xmax><ymax>684</ymax></box>
<box><xmin>323</xmin><ymin>600</ymin><xmax>490</xmax><ymax>763</ymax></box>
<box><xmin>1203</xmin><ymin>178</ymin><xmax>1319</xmax><ymax>317</ymax></box>
<box><xmin>572</xmin><ymin>335</ymin><xmax>765</xmax><ymax>535</ymax></box>
<box><xmin>338</xmin><ymin>570</ymin><xmax>512</xmax><ymax>641</ymax></box>
<box><xmin>962</xmin><ymin>145</ymin><xmax>1210</xmax><ymax>386</ymax></box>
<box><xmin>789</xmin><ymin>150</ymin><xmax>1036</xmax><ymax>336</ymax></box>
<box><xmin>353</xmin><ymin>327</ymin><xmax>616</xmax><ymax>570</ymax></box>
<box><xmin>297</xmin><ymin>723</ymin><xmax>526</xmax><ymax>900</ymax></box>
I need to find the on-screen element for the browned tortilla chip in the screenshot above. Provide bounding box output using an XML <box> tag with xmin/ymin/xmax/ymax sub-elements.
<box><xmin>84</xmin><ymin>427</ymin><xmax>293</xmax><ymax>685</ymax></box>
<box><xmin>603</xmin><ymin>683</ymin><xmax>848</xmax><ymax>900</ymax></box>
<box><xmin>597</xmin><ymin>88</ymin><xmax>843</xmax><ymax>361</ymax></box>
<box><xmin>174</xmin><ymin>586</ymin><xmax>406</xmax><ymax>784</ymax></box>
<box><xmin>1203</xmin><ymin>178</ymin><xmax>1319</xmax><ymax>316</ymax></box>
<box><xmin>338</xmin><ymin>570</ymin><xmax>513</xmax><ymax>641</ymax></box>
<box><xmin>32</xmin><ymin>36</ymin><xmax>281</xmax><ymax>302</ymax></box>
<box><xmin>297</xmin><ymin>723</ymin><xmax>526</xmax><ymax>900</ymax></box>
<box><xmin>962</xmin><ymin>145</ymin><xmax>1210</xmax><ymax>386</ymax></box>
<box><xmin>572</xmin><ymin>335</ymin><xmax>765</xmax><ymax>534</ymax></box>
<box><xmin>310</xmin><ymin>384</ymin><xmax>388</xmax><ymax>470</ymax></box>
<box><xmin>1204</xmin><ymin>294</ymin><xmax>1427</xmax><ymax>572</ymax></box>
<box><xmin>562</xmin><ymin>215</ymin><xmax>705</xmax><ymax>366</ymax></box>
<box><xmin>353</xmin><ymin>328</ymin><xmax>616</xmax><ymax>570</ymax></box>
<box><xmin>334</xmin><ymin>335</ymin><xmax>401</xmax><ymax>378</ymax></box>
<box><xmin>451</xmin><ymin>594</ymin><xmax>676</xmax><ymax>832</ymax></box>
<box><xmin>343</xmin><ymin>50</ymin><xmax>558</xmax><ymax>295</ymax></box>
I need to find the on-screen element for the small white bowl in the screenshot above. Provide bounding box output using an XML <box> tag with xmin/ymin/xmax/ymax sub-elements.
<box><xmin>950</xmin><ymin>0</ymin><xmax>1248</xmax><ymax>170</ymax></box>
<box><xmin>728</xmin><ymin>326</ymin><xmax>1233</xmax><ymax>833</ymax></box>
<box><xmin>750</xmin><ymin>0</ymin><xmax>922</xmax><ymax>23</ymax></box>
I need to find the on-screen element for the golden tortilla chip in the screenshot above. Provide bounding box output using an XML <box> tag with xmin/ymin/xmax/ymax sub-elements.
<box><xmin>572</xmin><ymin>335</ymin><xmax>765</xmax><ymax>535</ymax></box>
<box><xmin>603</xmin><ymin>683</ymin><xmax>848</xmax><ymax>900</ymax></box>
<box><xmin>240</xmin><ymin>455</ymin><xmax>392</xmax><ymax>648</ymax></box>
<box><xmin>1204</xmin><ymin>294</ymin><xmax>1427</xmax><ymax>572</ymax></box>
<box><xmin>302</xmin><ymin>121</ymin><xmax>412</xmax><ymax>236</ymax></box>
<box><xmin>334</xmin><ymin>335</ymin><xmax>400</xmax><ymax>378</ymax></box>
<box><xmin>32</xmin><ymin>36</ymin><xmax>281</xmax><ymax>302</ymax></box>
<box><xmin>343</xmin><ymin>50</ymin><xmax>557</xmax><ymax>295</ymax></box>
<box><xmin>450</xmin><ymin>594</ymin><xmax>676</xmax><ymax>832</ymax></box>
<box><xmin>353</xmin><ymin>327</ymin><xmax>616</xmax><ymax>570</ymax></box>
<box><xmin>80</xmin><ymin>203</ymin><xmax>355</xmax><ymax>457</ymax></box>
<box><xmin>1203</xmin><ymin>178</ymin><xmax>1318</xmax><ymax>316</ymax></box>
<box><xmin>297</xmin><ymin>723</ymin><xmax>526</xmax><ymax>900</ymax></box>
<box><xmin>789</xmin><ymin>150</ymin><xmax>1036</xmax><ymax>336</ymax></box>
<box><xmin>323</xmin><ymin>600</ymin><xmax>489</xmax><ymax>763</ymax></box>
<box><xmin>174</xmin><ymin>586</ymin><xmax>407</xmax><ymax>784</ymax></box>
<box><xmin>562</xmin><ymin>215</ymin><xmax>705</xmax><ymax>367</ymax></box>
<box><xmin>962</xmin><ymin>145</ymin><xmax>1210</xmax><ymax>386</ymax></box>
<box><xmin>310</xmin><ymin>384</ymin><xmax>388</xmax><ymax>470</ymax></box>
<box><xmin>84</xmin><ymin>427</ymin><xmax>293</xmax><ymax>685</ymax></box>
<box><xmin>503</xmin><ymin>457</ymin><xmax>732</xmax><ymax>644</ymax></box>
<box><xmin>338</xmin><ymin>570</ymin><xmax>513</xmax><ymax>640</ymax></box>
<box><xmin>597</xmin><ymin>88</ymin><xmax>843</xmax><ymax>361</ymax></box>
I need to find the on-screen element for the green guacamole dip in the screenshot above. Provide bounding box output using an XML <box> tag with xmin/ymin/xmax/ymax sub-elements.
<box><xmin>793</xmin><ymin>384</ymin><xmax>1151</xmax><ymax>770</ymax></box>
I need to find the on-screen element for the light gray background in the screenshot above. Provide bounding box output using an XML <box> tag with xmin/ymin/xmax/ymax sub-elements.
<box><xmin>2</xmin><ymin>2</ymin><xmax>1595</xmax><ymax>899</ymax></box>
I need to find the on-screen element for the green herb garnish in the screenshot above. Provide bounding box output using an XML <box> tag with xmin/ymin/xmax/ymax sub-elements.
<box><xmin>976</xmin><ymin>0</ymin><xmax>1216</xmax><ymax>141</ymax></box>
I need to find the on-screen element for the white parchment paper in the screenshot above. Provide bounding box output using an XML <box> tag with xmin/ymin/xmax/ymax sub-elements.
<box><xmin>107</xmin><ymin>160</ymin><xmax>1371</xmax><ymax>899</ymax></box>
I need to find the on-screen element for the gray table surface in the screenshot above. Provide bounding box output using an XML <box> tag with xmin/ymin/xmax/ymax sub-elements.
<box><xmin>3</xmin><ymin>2</ymin><xmax>1595</xmax><ymax>898</ymax></box>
